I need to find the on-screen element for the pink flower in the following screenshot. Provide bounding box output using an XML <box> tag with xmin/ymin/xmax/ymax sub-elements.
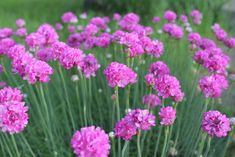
<box><xmin>15</xmin><ymin>19</ymin><xmax>25</xmax><ymax>28</ymax></box>
<box><xmin>0</xmin><ymin>87</ymin><xmax>23</xmax><ymax>103</ymax></box>
<box><xmin>68</xmin><ymin>25</ymin><xmax>76</xmax><ymax>33</ymax></box>
<box><xmin>188</xmin><ymin>32</ymin><xmax>201</xmax><ymax>45</ymax></box>
<box><xmin>15</xmin><ymin>28</ymin><xmax>27</xmax><ymax>37</ymax></box>
<box><xmin>149</xmin><ymin>61</ymin><xmax>170</xmax><ymax>77</ymax></box>
<box><xmin>159</xmin><ymin>106</ymin><xmax>176</xmax><ymax>125</ymax></box>
<box><xmin>215</xmin><ymin>29</ymin><xmax>227</xmax><ymax>41</ymax></box>
<box><xmin>154</xmin><ymin>75</ymin><xmax>184</xmax><ymax>102</ymax></box>
<box><xmin>61</xmin><ymin>12</ymin><xmax>78</xmax><ymax>23</ymax></box>
<box><xmin>0</xmin><ymin>101</ymin><xmax>29</xmax><ymax>134</ymax></box>
<box><xmin>25</xmin><ymin>32</ymin><xmax>45</xmax><ymax>48</ymax></box>
<box><xmin>190</xmin><ymin>10</ymin><xmax>202</xmax><ymax>25</ymax></box>
<box><xmin>51</xmin><ymin>41</ymin><xmax>69</xmax><ymax>60</ymax></box>
<box><xmin>103</xmin><ymin>62</ymin><xmax>137</xmax><ymax>88</ymax></box>
<box><xmin>142</xmin><ymin>94</ymin><xmax>161</xmax><ymax>107</ymax></box>
<box><xmin>113</xmin><ymin>13</ymin><xmax>121</xmax><ymax>21</ymax></box>
<box><xmin>37</xmin><ymin>23</ymin><xmax>59</xmax><ymax>46</ymax></box>
<box><xmin>162</xmin><ymin>23</ymin><xmax>184</xmax><ymax>39</ymax></box>
<box><xmin>152</xmin><ymin>16</ymin><xmax>160</xmax><ymax>23</ymax></box>
<box><xmin>199</xmin><ymin>74</ymin><xmax>228</xmax><ymax>98</ymax></box>
<box><xmin>59</xmin><ymin>47</ymin><xmax>84</xmax><ymax>70</ymax></box>
<box><xmin>7</xmin><ymin>44</ymin><xmax>25</xmax><ymax>59</ymax></box>
<box><xmin>0</xmin><ymin>28</ymin><xmax>13</xmax><ymax>39</ymax></box>
<box><xmin>144</xmin><ymin>73</ymin><xmax>155</xmax><ymax>86</ymax></box>
<box><xmin>55</xmin><ymin>23</ymin><xmax>63</xmax><ymax>30</ymax></box>
<box><xmin>180</xmin><ymin>14</ymin><xmax>188</xmax><ymax>23</ymax></box>
<box><xmin>224</xmin><ymin>38</ymin><xmax>235</xmax><ymax>49</ymax></box>
<box><xmin>70</xmin><ymin>126</ymin><xmax>110</xmax><ymax>157</ymax></box>
<box><xmin>89</xmin><ymin>17</ymin><xmax>108</xmax><ymax>30</ymax></box>
<box><xmin>95</xmin><ymin>33</ymin><xmax>112</xmax><ymax>48</ymax></box>
<box><xmin>67</xmin><ymin>33</ymin><xmax>82</xmax><ymax>48</ymax></box>
<box><xmin>118</xmin><ymin>13</ymin><xmax>140</xmax><ymax>31</ymax></box>
<box><xmin>114</xmin><ymin>109</ymin><xmax>155</xmax><ymax>140</ymax></box>
<box><xmin>24</xmin><ymin>60</ymin><xmax>53</xmax><ymax>84</ymax></box>
<box><xmin>0</xmin><ymin>38</ymin><xmax>15</xmax><ymax>55</ymax></box>
<box><xmin>81</xmin><ymin>54</ymin><xmax>100</xmax><ymax>78</ymax></box>
<box><xmin>145</xmin><ymin>40</ymin><xmax>164</xmax><ymax>58</ymax></box>
<box><xmin>202</xmin><ymin>110</ymin><xmax>231</xmax><ymax>137</ymax></box>
<box><xmin>36</xmin><ymin>47</ymin><xmax>53</xmax><ymax>61</ymax></box>
<box><xmin>199</xmin><ymin>38</ymin><xmax>216</xmax><ymax>50</ymax></box>
<box><xmin>163</xmin><ymin>10</ymin><xmax>177</xmax><ymax>23</ymax></box>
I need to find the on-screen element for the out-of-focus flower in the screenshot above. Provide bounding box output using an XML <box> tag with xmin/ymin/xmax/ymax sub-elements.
<box><xmin>0</xmin><ymin>38</ymin><xmax>15</xmax><ymax>55</ymax></box>
<box><xmin>55</xmin><ymin>23</ymin><xmax>63</xmax><ymax>30</ymax></box>
<box><xmin>163</xmin><ymin>10</ymin><xmax>177</xmax><ymax>23</ymax></box>
<box><xmin>190</xmin><ymin>10</ymin><xmax>202</xmax><ymax>25</ymax></box>
<box><xmin>180</xmin><ymin>14</ymin><xmax>188</xmax><ymax>23</ymax></box>
<box><xmin>149</xmin><ymin>61</ymin><xmax>170</xmax><ymax>77</ymax></box>
<box><xmin>113</xmin><ymin>13</ymin><xmax>121</xmax><ymax>21</ymax></box>
<box><xmin>202</xmin><ymin>110</ymin><xmax>231</xmax><ymax>137</ymax></box>
<box><xmin>0</xmin><ymin>28</ymin><xmax>13</xmax><ymax>39</ymax></box>
<box><xmin>15</xmin><ymin>19</ymin><xmax>26</xmax><ymax>28</ymax></box>
<box><xmin>142</xmin><ymin>94</ymin><xmax>161</xmax><ymax>107</ymax></box>
<box><xmin>15</xmin><ymin>28</ymin><xmax>27</xmax><ymax>37</ymax></box>
<box><xmin>61</xmin><ymin>12</ymin><xmax>78</xmax><ymax>23</ymax></box>
<box><xmin>71</xmin><ymin>126</ymin><xmax>110</xmax><ymax>157</ymax></box>
<box><xmin>81</xmin><ymin>54</ymin><xmax>100</xmax><ymax>78</ymax></box>
<box><xmin>224</xmin><ymin>38</ymin><xmax>235</xmax><ymax>49</ymax></box>
<box><xmin>152</xmin><ymin>16</ymin><xmax>160</xmax><ymax>23</ymax></box>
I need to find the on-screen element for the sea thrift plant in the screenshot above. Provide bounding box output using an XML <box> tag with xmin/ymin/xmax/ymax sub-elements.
<box><xmin>71</xmin><ymin>126</ymin><xmax>110</xmax><ymax>157</ymax></box>
<box><xmin>142</xmin><ymin>94</ymin><xmax>161</xmax><ymax>107</ymax></box>
<box><xmin>201</xmin><ymin>110</ymin><xmax>231</xmax><ymax>137</ymax></box>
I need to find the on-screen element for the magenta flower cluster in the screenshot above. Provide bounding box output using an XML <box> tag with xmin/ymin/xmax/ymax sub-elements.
<box><xmin>114</xmin><ymin>109</ymin><xmax>155</xmax><ymax>140</ymax></box>
<box><xmin>71</xmin><ymin>126</ymin><xmax>110</xmax><ymax>157</ymax></box>
<box><xmin>202</xmin><ymin>110</ymin><xmax>231</xmax><ymax>137</ymax></box>
<box><xmin>142</xmin><ymin>94</ymin><xmax>161</xmax><ymax>107</ymax></box>
<box><xmin>103</xmin><ymin>62</ymin><xmax>137</xmax><ymax>88</ymax></box>
<box><xmin>0</xmin><ymin>87</ymin><xmax>28</xmax><ymax>134</ymax></box>
<box><xmin>159</xmin><ymin>106</ymin><xmax>176</xmax><ymax>125</ymax></box>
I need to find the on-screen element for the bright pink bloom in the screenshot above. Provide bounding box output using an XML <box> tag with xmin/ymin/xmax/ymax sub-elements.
<box><xmin>59</xmin><ymin>47</ymin><xmax>84</xmax><ymax>70</ymax></box>
<box><xmin>37</xmin><ymin>23</ymin><xmax>59</xmax><ymax>46</ymax></box>
<box><xmin>103</xmin><ymin>62</ymin><xmax>137</xmax><ymax>88</ymax></box>
<box><xmin>36</xmin><ymin>47</ymin><xmax>53</xmax><ymax>61</ymax></box>
<box><xmin>68</xmin><ymin>25</ymin><xmax>76</xmax><ymax>33</ymax></box>
<box><xmin>81</xmin><ymin>54</ymin><xmax>100</xmax><ymax>78</ymax></box>
<box><xmin>162</xmin><ymin>23</ymin><xmax>184</xmax><ymax>39</ymax></box>
<box><xmin>114</xmin><ymin>109</ymin><xmax>155</xmax><ymax>140</ymax></box>
<box><xmin>67</xmin><ymin>33</ymin><xmax>81</xmax><ymax>48</ymax></box>
<box><xmin>0</xmin><ymin>28</ymin><xmax>13</xmax><ymax>39</ymax></box>
<box><xmin>61</xmin><ymin>12</ymin><xmax>78</xmax><ymax>23</ymax></box>
<box><xmin>51</xmin><ymin>41</ymin><xmax>69</xmax><ymax>60</ymax></box>
<box><xmin>159</xmin><ymin>106</ymin><xmax>176</xmax><ymax>125</ymax></box>
<box><xmin>154</xmin><ymin>75</ymin><xmax>184</xmax><ymax>102</ymax></box>
<box><xmin>55</xmin><ymin>23</ymin><xmax>63</xmax><ymax>30</ymax></box>
<box><xmin>199</xmin><ymin>38</ymin><xmax>216</xmax><ymax>50</ymax></box>
<box><xmin>24</xmin><ymin>60</ymin><xmax>53</xmax><ymax>84</ymax></box>
<box><xmin>224</xmin><ymin>38</ymin><xmax>235</xmax><ymax>49</ymax></box>
<box><xmin>202</xmin><ymin>110</ymin><xmax>231</xmax><ymax>137</ymax></box>
<box><xmin>15</xmin><ymin>28</ymin><xmax>27</xmax><ymax>37</ymax></box>
<box><xmin>0</xmin><ymin>101</ymin><xmax>28</xmax><ymax>134</ymax></box>
<box><xmin>95</xmin><ymin>33</ymin><xmax>112</xmax><ymax>48</ymax></box>
<box><xmin>89</xmin><ymin>17</ymin><xmax>108</xmax><ymax>30</ymax></box>
<box><xmin>70</xmin><ymin>126</ymin><xmax>110</xmax><ymax>157</ymax></box>
<box><xmin>149</xmin><ymin>61</ymin><xmax>170</xmax><ymax>77</ymax></box>
<box><xmin>199</xmin><ymin>74</ymin><xmax>228</xmax><ymax>98</ymax></box>
<box><xmin>25</xmin><ymin>32</ymin><xmax>45</xmax><ymax>48</ymax></box>
<box><xmin>145</xmin><ymin>40</ymin><xmax>164</xmax><ymax>58</ymax></box>
<box><xmin>113</xmin><ymin>13</ymin><xmax>121</xmax><ymax>21</ymax></box>
<box><xmin>15</xmin><ymin>19</ymin><xmax>25</xmax><ymax>27</ymax></box>
<box><xmin>118</xmin><ymin>13</ymin><xmax>140</xmax><ymax>31</ymax></box>
<box><xmin>144</xmin><ymin>73</ymin><xmax>155</xmax><ymax>86</ymax></box>
<box><xmin>163</xmin><ymin>10</ymin><xmax>177</xmax><ymax>23</ymax></box>
<box><xmin>215</xmin><ymin>29</ymin><xmax>227</xmax><ymax>41</ymax></box>
<box><xmin>0</xmin><ymin>38</ymin><xmax>15</xmax><ymax>55</ymax></box>
<box><xmin>188</xmin><ymin>32</ymin><xmax>201</xmax><ymax>45</ymax></box>
<box><xmin>6</xmin><ymin>44</ymin><xmax>25</xmax><ymax>59</ymax></box>
<box><xmin>142</xmin><ymin>94</ymin><xmax>161</xmax><ymax>107</ymax></box>
<box><xmin>0</xmin><ymin>87</ymin><xmax>23</xmax><ymax>103</ymax></box>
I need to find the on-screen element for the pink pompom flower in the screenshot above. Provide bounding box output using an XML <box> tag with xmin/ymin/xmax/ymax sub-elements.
<box><xmin>0</xmin><ymin>28</ymin><xmax>13</xmax><ymax>39</ymax></box>
<box><xmin>190</xmin><ymin>10</ymin><xmax>202</xmax><ymax>25</ymax></box>
<box><xmin>159</xmin><ymin>106</ymin><xmax>176</xmax><ymax>125</ymax></box>
<box><xmin>202</xmin><ymin>110</ymin><xmax>231</xmax><ymax>137</ymax></box>
<box><xmin>15</xmin><ymin>28</ymin><xmax>27</xmax><ymax>37</ymax></box>
<box><xmin>0</xmin><ymin>38</ymin><xmax>15</xmax><ymax>55</ymax></box>
<box><xmin>152</xmin><ymin>16</ymin><xmax>160</xmax><ymax>23</ymax></box>
<box><xmin>15</xmin><ymin>19</ymin><xmax>26</xmax><ymax>28</ymax></box>
<box><xmin>70</xmin><ymin>126</ymin><xmax>110</xmax><ymax>157</ymax></box>
<box><xmin>163</xmin><ymin>10</ymin><xmax>177</xmax><ymax>23</ymax></box>
<box><xmin>149</xmin><ymin>61</ymin><xmax>170</xmax><ymax>77</ymax></box>
<box><xmin>103</xmin><ymin>62</ymin><xmax>137</xmax><ymax>88</ymax></box>
<box><xmin>25</xmin><ymin>32</ymin><xmax>45</xmax><ymax>48</ymax></box>
<box><xmin>224</xmin><ymin>38</ymin><xmax>235</xmax><ymax>49</ymax></box>
<box><xmin>0</xmin><ymin>87</ymin><xmax>23</xmax><ymax>103</ymax></box>
<box><xmin>180</xmin><ymin>14</ymin><xmax>188</xmax><ymax>23</ymax></box>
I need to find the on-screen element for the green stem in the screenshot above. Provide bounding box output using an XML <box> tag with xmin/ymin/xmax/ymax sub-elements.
<box><xmin>11</xmin><ymin>135</ymin><xmax>20</xmax><ymax>157</ymax></box>
<box><xmin>122</xmin><ymin>141</ymin><xmax>129</xmax><ymax>157</ymax></box>
<box><xmin>161</xmin><ymin>126</ymin><xmax>169</xmax><ymax>157</ymax></box>
<box><xmin>115</xmin><ymin>86</ymin><xmax>121</xmax><ymax>156</ymax></box>
<box><xmin>137</xmin><ymin>132</ymin><xmax>142</xmax><ymax>157</ymax></box>
<box><xmin>204</xmin><ymin>137</ymin><xmax>211</xmax><ymax>157</ymax></box>
<box><xmin>197</xmin><ymin>133</ymin><xmax>207</xmax><ymax>157</ymax></box>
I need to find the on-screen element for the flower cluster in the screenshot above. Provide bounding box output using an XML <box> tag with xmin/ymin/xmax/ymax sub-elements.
<box><xmin>163</xmin><ymin>10</ymin><xmax>177</xmax><ymax>23</ymax></box>
<box><xmin>71</xmin><ymin>126</ymin><xmax>110</xmax><ymax>157</ymax></box>
<box><xmin>114</xmin><ymin>109</ymin><xmax>155</xmax><ymax>140</ymax></box>
<box><xmin>199</xmin><ymin>74</ymin><xmax>228</xmax><ymax>98</ymax></box>
<box><xmin>81</xmin><ymin>54</ymin><xmax>101</xmax><ymax>78</ymax></box>
<box><xmin>201</xmin><ymin>110</ymin><xmax>231</xmax><ymax>137</ymax></box>
<box><xmin>0</xmin><ymin>87</ymin><xmax>29</xmax><ymax>134</ymax></box>
<box><xmin>190</xmin><ymin>10</ymin><xmax>202</xmax><ymax>25</ymax></box>
<box><xmin>103</xmin><ymin>62</ymin><xmax>137</xmax><ymax>88</ymax></box>
<box><xmin>162</xmin><ymin>23</ymin><xmax>184</xmax><ymax>39</ymax></box>
<box><xmin>159</xmin><ymin>106</ymin><xmax>176</xmax><ymax>125</ymax></box>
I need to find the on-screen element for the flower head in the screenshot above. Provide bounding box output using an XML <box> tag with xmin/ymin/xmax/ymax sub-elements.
<box><xmin>163</xmin><ymin>10</ymin><xmax>177</xmax><ymax>23</ymax></box>
<box><xmin>0</xmin><ymin>87</ymin><xmax>23</xmax><ymax>103</ymax></box>
<box><xmin>103</xmin><ymin>62</ymin><xmax>137</xmax><ymax>88</ymax></box>
<box><xmin>15</xmin><ymin>19</ymin><xmax>26</xmax><ymax>28</ymax></box>
<box><xmin>159</xmin><ymin>106</ymin><xmax>176</xmax><ymax>125</ymax></box>
<box><xmin>61</xmin><ymin>12</ymin><xmax>78</xmax><ymax>23</ymax></box>
<box><xmin>70</xmin><ymin>126</ymin><xmax>110</xmax><ymax>157</ymax></box>
<box><xmin>202</xmin><ymin>110</ymin><xmax>231</xmax><ymax>137</ymax></box>
<box><xmin>149</xmin><ymin>61</ymin><xmax>170</xmax><ymax>77</ymax></box>
<box><xmin>142</xmin><ymin>94</ymin><xmax>161</xmax><ymax>107</ymax></box>
<box><xmin>81</xmin><ymin>54</ymin><xmax>100</xmax><ymax>78</ymax></box>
